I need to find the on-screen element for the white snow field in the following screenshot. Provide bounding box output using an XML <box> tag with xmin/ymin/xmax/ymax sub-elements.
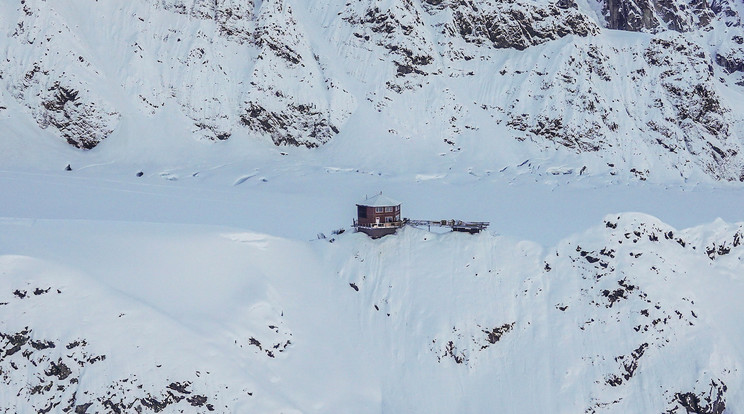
<box><xmin>1</xmin><ymin>208</ymin><xmax>744</xmax><ymax>413</ymax></box>
<box><xmin>1</xmin><ymin>146</ymin><xmax>744</xmax><ymax>413</ymax></box>
<box><xmin>2</xmin><ymin>0</ymin><xmax>744</xmax><ymax>412</ymax></box>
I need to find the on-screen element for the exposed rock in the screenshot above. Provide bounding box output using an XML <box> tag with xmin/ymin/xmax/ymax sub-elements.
<box><xmin>239</xmin><ymin>0</ymin><xmax>349</xmax><ymax>147</ymax></box>
<box><xmin>606</xmin><ymin>342</ymin><xmax>648</xmax><ymax>386</ymax></box>
<box><xmin>187</xmin><ymin>394</ymin><xmax>208</xmax><ymax>407</ymax></box>
<box><xmin>159</xmin><ymin>0</ymin><xmax>255</xmax><ymax>41</ymax></box>
<box><xmin>240</xmin><ymin>102</ymin><xmax>338</xmax><ymax>148</ymax></box>
<box><xmin>343</xmin><ymin>0</ymin><xmax>436</xmax><ymax>76</ymax></box>
<box><xmin>502</xmin><ymin>41</ymin><xmax>618</xmax><ymax>154</ymax></box>
<box><xmin>36</xmin><ymin>82</ymin><xmax>119</xmax><ymax>150</ymax></box>
<box><xmin>644</xmin><ymin>36</ymin><xmax>742</xmax><ymax>180</ymax></box>
<box><xmin>710</xmin><ymin>0</ymin><xmax>742</xmax><ymax>26</ymax></box>
<box><xmin>497</xmin><ymin>33</ymin><xmax>744</xmax><ymax>181</ymax></box>
<box><xmin>45</xmin><ymin>359</ymin><xmax>72</xmax><ymax>381</ymax></box>
<box><xmin>214</xmin><ymin>0</ymin><xmax>255</xmax><ymax>43</ymax></box>
<box><xmin>253</xmin><ymin>0</ymin><xmax>303</xmax><ymax>65</ymax></box>
<box><xmin>74</xmin><ymin>403</ymin><xmax>93</xmax><ymax>414</ymax></box>
<box><xmin>602</xmin><ymin>0</ymin><xmax>714</xmax><ymax>32</ymax></box>
<box><xmin>434</xmin><ymin>321</ymin><xmax>515</xmax><ymax>365</ymax></box>
<box><xmin>715</xmin><ymin>35</ymin><xmax>744</xmax><ymax>73</ymax></box>
<box><xmin>423</xmin><ymin>0</ymin><xmax>600</xmax><ymax>51</ymax></box>
<box><xmin>669</xmin><ymin>380</ymin><xmax>727</xmax><ymax>414</ymax></box>
<box><xmin>3</xmin><ymin>0</ymin><xmax>744</xmax><ymax>180</ymax></box>
<box><xmin>481</xmin><ymin>323</ymin><xmax>514</xmax><ymax>347</ymax></box>
<box><xmin>11</xmin><ymin>64</ymin><xmax>120</xmax><ymax>150</ymax></box>
<box><xmin>0</xmin><ymin>326</ymin><xmax>217</xmax><ymax>413</ymax></box>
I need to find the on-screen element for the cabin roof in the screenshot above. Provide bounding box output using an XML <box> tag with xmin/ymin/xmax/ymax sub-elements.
<box><xmin>357</xmin><ymin>193</ymin><xmax>401</xmax><ymax>207</ymax></box>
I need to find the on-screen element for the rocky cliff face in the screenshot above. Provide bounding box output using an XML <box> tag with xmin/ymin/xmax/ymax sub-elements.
<box><xmin>1</xmin><ymin>0</ymin><xmax>351</xmax><ymax>148</ymax></box>
<box><xmin>1</xmin><ymin>0</ymin><xmax>743</xmax><ymax>181</ymax></box>
<box><xmin>239</xmin><ymin>0</ymin><xmax>353</xmax><ymax>147</ymax></box>
<box><xmin>497</xmin><ymin>32</ymin><xmax>743</xmax><ymax>181</ymax></box>
<box><xmin>602</xmin><ymin>0</ymin><xmax>714</xmax><ymax>32</ymax></box>
<box><xmin>4</xmin><ymin>3</ymin><xmax>121</xmax><ymax>149</ymax></box>
<box><xmin>341</xmin><ymin>0</ymin><xmax>437</xmax><ymax>78</ymax></box>
<box><xmin>422</xmin><ymin>0</ymin><xmax>600</xmax><ymax>50</ymax></box>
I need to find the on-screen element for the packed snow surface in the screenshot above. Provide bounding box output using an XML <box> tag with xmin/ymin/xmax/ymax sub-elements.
<box><xmin>1</xmin><ymin>163</ymin><xmax>744</xmax><ymax>413</ymax></box>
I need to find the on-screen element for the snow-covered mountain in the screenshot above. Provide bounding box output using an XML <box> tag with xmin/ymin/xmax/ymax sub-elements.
<box><xmin>3</xmin><ymin>2</ymin><xmax>744</xmax><ymax>413</ymax></box>
<box><xmin>2</xmin><ymin>0</ymin><xmax>744</xmax><ymax>182</ymax></box>
<box><xmin>1</xmin><ymin>214</ymin><xmax>743</xmax><ymax>413</ymax></box>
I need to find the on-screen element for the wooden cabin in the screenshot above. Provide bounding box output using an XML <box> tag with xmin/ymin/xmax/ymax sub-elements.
<box><xmin>354</xmin><ymin>193</ymin><xmax>402</xmax><ymax>238</ymax></box>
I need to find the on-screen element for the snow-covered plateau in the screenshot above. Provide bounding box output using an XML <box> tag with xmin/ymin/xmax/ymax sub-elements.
<box><xmin>2</xmin><ymin>0</ymin><xmax>744</xmax><ymax>413</ymax></box>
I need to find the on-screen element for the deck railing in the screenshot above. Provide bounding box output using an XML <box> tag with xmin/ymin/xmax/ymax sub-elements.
<box><xmin>406</xmin><ymin>219</ymin><xmax>489</xmax><ymax>232</ymax></box>
<box><xmin>353</xmin><ymin>220</ymin><xmax>404</xmax><ymax>229</ymax></box>
<box><xmin>353</xmin><ymin>219</ymin><xmax>489</xmax><ymax>233</ymax></box>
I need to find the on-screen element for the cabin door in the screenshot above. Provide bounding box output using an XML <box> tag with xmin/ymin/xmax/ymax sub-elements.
<box><xmin>375</xmin><ymin>217</ymin><xmax>380</xmax><ymax>226</ymax></box>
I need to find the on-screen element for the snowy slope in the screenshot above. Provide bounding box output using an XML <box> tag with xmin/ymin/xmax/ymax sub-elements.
<box><xmin>1</xmin><ymin>0</ymin><xmax>744</xmax><ymax>182</ymax></box>
<box><xmin>2</xmin><ymin>1</ymin><xmax>744</xmax><ymax>412</ymax></box>
<box><xmin>1</xmin><ymin>214</ymin><xmax>743</xmax><ymax>413</ymax></box>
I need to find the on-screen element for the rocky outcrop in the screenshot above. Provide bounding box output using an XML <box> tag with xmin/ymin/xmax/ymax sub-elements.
<box><xmin>602</xmin><ymin>0</ymin><xmax>714</xmax><ymax>32</ymax></box>
<box><xmin>599</xmin><ymin>0</ymin><xmax>744</xmax><ymax>33</ymax></box>
<box><xmin>423</xmin><ymin>0</ymin><xmax>600</xmax><ymax>50</ymax></box>
<box><xmin>644</xmin><ymin>35</ymin><xmax>742</xmax><ymax>180</ymax></box>
<box><xmin>0</xmin><ymin>326</ymin><xmax>218</xmax><ymax>413</ymax></box>
<box><xmin>432</xmin><ymin>322</ymin><xmax>515</xmax><ymax>366</ymax></box>
<box><xmin>503</xmin><ymin>41</ymin><xmax>616</xmax><ymax>153</ymax></box>
<box><xmin>37</xmin><ymin>83</ymin><xmax>119</xmax><ymax>150</ymax></box>
<box><xmin>240</xmin><ymin>0</ymin><xmax>352</xmax><ymax>147</ymax></box>
<box><xmin>715</xmin><ymin>35</ymin><xmax>744</xmax><ymax>73</ymax></box>
<box><xmin>542</xmin><ymin>214</ymin><xmax>738</xmax><ymax>412</ymax></box>
<box><xmin>214</xmin><ymin>0</ymin><xmax>255</xmax><ymax>43</ymax></box>
<box><xmin>495</xmin><ymin>32</ymin><xmax>744</xmax><ymax>182</ymax></box>
<box><xmin>341</xmin><ymin>0</ymin><xmax>437</xmax><ymax>77</ymax></box>
<box><xmin>159</xmin><ymin>0</ymin><xmax>255</xmax><ymax>42</ymax></box>
<box><xmin>240</xmin><ymin>102</ymin><xmax>339</xmax><ymax>148</ymax></box>
<box><xmin>668</xmin><ymin>380</ymin><xmax>727</xmax><ymax>414</ymax></box>
<box><xmin>157</xmin><ymin>0</ymin><xmax>354</xmax><ymax>146</ymax></box>
<box><xmin>4</xmin><ymin>1</ymin><xmax>120</xmax><ymax>150</ymax></box>
<box><xmin>2</xmin><ymin>0</ymin><xmax>744</xmax><ymax>180</ymax></box>
<box><xmin>710</xmin><ymin>0</ymin><xmax>743</xmax><ymax>26</ymax></box>
<box><xmin>12</xmin><ymin>64</ymin><xmax>119</xmax><ymax>150</ymax></box>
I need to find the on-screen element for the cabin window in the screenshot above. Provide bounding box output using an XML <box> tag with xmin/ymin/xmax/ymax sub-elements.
<box><xmin>385</xmin><ymin>216</ymin><xmax>393</xmax><ymax>223</ymax></box>
<box><xmin>395</xmin><ymin>206</ymin><xmax>400</xmax><ymax>211</ymax></box>
<box><xmin>395</xmin><ymin>214</ymin><xmax>400</xmax><ymax>221</ymax></box>
<box><xmin>375</xmin><ymin>207</ymin><xmax>383</xmax><ymax>213</ymax></box>
<box><xmin>358</xmin><ymin>206</ymin><xmax>367</xmax><ymax>218</ymax></box>
<box><xmin>385</xmin><ymin>206</ymin><xmax>393</xmax><ymax>212</ymax></box>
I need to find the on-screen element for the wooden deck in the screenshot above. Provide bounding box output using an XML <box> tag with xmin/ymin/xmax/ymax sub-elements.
<box><xmin>405</xmin><ymin>219</ymin><xmax>490</xmax><ymax>234</ymax></box>
<box><xmin>353</xmin><ymin>219</ymin><xmax>403</xmax><ymax>238</ymax></box>
<box><xmin>353</xmin><ymin>219</ymin><xmax>489</xmax><ymax>237</ymax></box>
<box><xmin>353</xmin><ymin>220</ymin><xmax>404</xmax><ymax>229</ymax></box>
